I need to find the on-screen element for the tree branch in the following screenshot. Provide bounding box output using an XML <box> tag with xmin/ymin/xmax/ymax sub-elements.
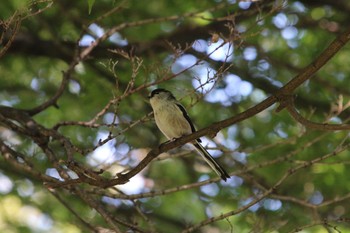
<box><xmin>285</xmin><ymin>96</ymin><xmax>350</xmax><ymax>130</ymax></box>
<box><xmin>99</xmin><ymin>27</ymin><xmax>350</xmax><ymax>187</ymax></box>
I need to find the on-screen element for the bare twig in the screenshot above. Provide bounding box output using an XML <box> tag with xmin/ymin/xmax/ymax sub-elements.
<box><xmin>285</xmin><ymin>97</ymin><xmax>350</xmax><ymax>130</ymax></box>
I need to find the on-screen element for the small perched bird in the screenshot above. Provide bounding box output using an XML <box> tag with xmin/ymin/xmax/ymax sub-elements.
<box><xmin>148</xmin><ymin>88</ymin><xmax>230</xmax><ymax>181</ymax></box>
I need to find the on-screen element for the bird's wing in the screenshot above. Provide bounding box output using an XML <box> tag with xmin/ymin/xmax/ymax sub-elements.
<box><xmin>176</xmin><ymin>104</ymin><xmax>196</xmax><ymax>132</ymax></box>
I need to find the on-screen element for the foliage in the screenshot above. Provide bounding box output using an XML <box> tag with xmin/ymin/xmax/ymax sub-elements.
<box><xmin>1</xmin><ymin>0</ymin><xmax>350</xmax><ymax>232</ymax></box>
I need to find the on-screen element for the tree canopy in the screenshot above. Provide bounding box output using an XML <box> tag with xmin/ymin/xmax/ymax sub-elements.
<box><xmin>1</xmin><ymin>0</ymin><xmax>350</xmax><ymax>232</ymax></box>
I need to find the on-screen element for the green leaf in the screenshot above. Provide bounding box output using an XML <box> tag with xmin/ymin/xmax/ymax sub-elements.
<box><xmin>87</xmin><ymin>0</ymin><xmax>95</xmax><ymax>14</ymax></box>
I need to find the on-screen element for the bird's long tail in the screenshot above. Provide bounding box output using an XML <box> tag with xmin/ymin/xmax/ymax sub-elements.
<box><xmin>193</xmin><ymin>140</ymin><xmax>230</xmax><ymax>181</ymax></box>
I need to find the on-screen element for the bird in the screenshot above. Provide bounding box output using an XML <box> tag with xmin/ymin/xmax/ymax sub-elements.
<box><xmin>148</xmin><ymin>88</ymin><xmax>230</xmax><ymax>181</ymax></box>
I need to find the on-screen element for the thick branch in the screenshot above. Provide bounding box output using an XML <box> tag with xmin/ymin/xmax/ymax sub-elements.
<box><xmin>38</xmin><ymin>26</ymin><xmax>350</xmax><ymax>189</ymax></box>
<box><xmin>276</xmin><ymin>27</ymin><xmax>350</xmax><ymax>97</ymax></box>
<box><xmin>104</xmin><ymin>27</ymin><xmax>350</xmax><ymax>187</ymax></box>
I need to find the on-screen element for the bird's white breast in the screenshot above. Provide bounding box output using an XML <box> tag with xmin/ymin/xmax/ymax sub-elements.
<box><xmin>152</xmin><ymin>101</ymin><xmax>192</xmax><ymax>140</ymax></box>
